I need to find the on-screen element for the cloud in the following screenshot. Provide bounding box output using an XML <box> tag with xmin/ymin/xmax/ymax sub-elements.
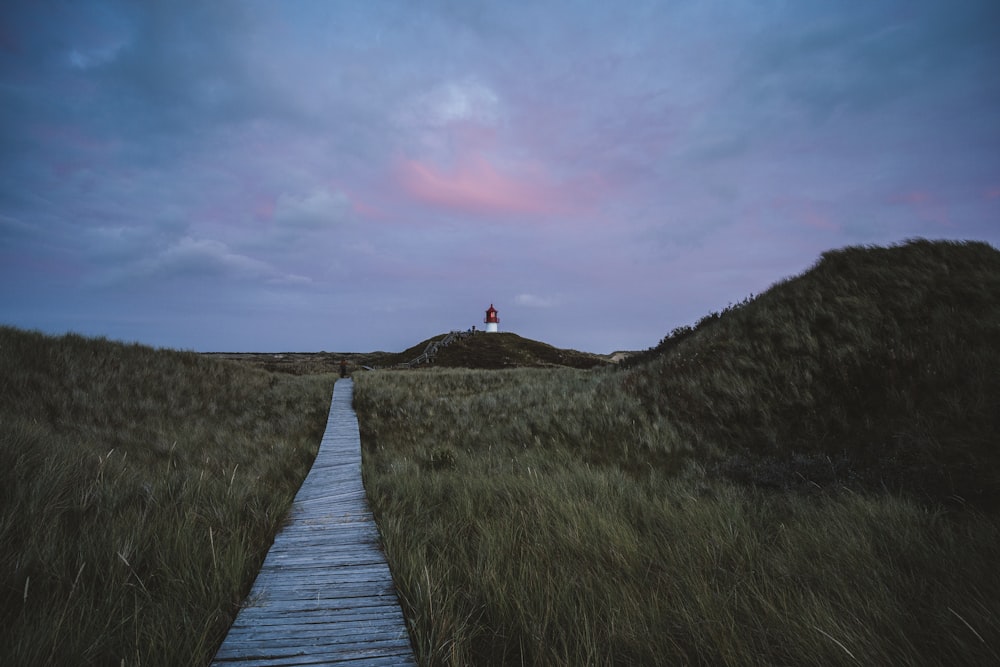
<box><xmin>0</xmin><ymin>213</ymin><xmax>37</xmax><ymax>242</ymax></box>
<box><xmin>765</xmin><ymin>196</ymin><xmax>840</xmax><ymax>232</ymax></box>
<box><xmin>400</xmin><ymin>77</ymin><xmax>501</xmax><ymax>128</ymax></box>
<box><xmin>273</xmin><ymin>188</ymin><xmax>350</xmax><ymax>228</ymax></box>
<box><xmin>100</xmin><ymin>236</ymin><xmax>311</xmax><ymax>286</ymax></box>
<box><xmin>889</xmin><ymin>190</ymin><xmax>953</xmax><ymax>228</ymax></box>
<box><xmin>396</xmin><ymin>154</ymin><xmax>560</xmax><ymax>216</ymax></box>
<box><xmin>67</xmin><ymin>26</ymin><xmax>129</xmax><ymax>71</ymax></box>
<box><xmin>3</xmin><ymin>0</ymin><xmax>999</xmax><ymax>354</ymax></box>
<box><xmin>514</xmin><ymin>293</ymin><xmax>558</xmax><ymax>308</ymax></box>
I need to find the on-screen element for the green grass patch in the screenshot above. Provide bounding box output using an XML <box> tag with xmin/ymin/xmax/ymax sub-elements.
<box><xmin>0</xmin><ymin>327</ymin><xmax>335</xmax><ymax>665</ymax></box>
<box><xmin>356</xmin><ymin>367</ymin><xmax>1000</xmax><ymax>666</ymax></box>
<box><xmin>356</xmin><ymin>240</ymin><xmax>1000</xmax><ymax>665</ymax></box>
<box><xmin>624</xmin><ymin>239</ymin><xmax>1000</xmax><ymax>505</ymax></box>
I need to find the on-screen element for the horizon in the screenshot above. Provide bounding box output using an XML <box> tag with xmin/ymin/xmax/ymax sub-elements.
<box><xmin>8</xmin><ymin>237</ymin><xmax>995</xmax><ymax>357</ymax></box>
<box><xmin>2</xmin><ymin>1</ymin><xmax>998</xmax><ymax>354</ymax></box>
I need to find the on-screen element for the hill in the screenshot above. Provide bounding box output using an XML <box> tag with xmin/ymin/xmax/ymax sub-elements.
<box><xmin>390</xmin><ymin>331</ymin><xmax>610</xmax><ymax>369</ymax></box>
<box><xmin>622</xmin><ymin>238</ymin><xmax>1000</xmax><ymax>505</ymax></box>
<box><xmin>351</xmin><ymin>238</ymin><xmax>1000</xmax><ymax>665</ymax></box>
<box><xmin>3</xmin><ymin>237</ymin><xmax>998</xmax><ymax>665</ymax></box>
<box><xmin>0</xmin><ymin>327</ymin><xmax>333</xmax><ymax>664</ymax></box>
<box><xmin>203</xmin><ymin>350</ymin><xmax>396</xmax><ymax>374</ymax></box>
<box><xmin>201</xmin><ymin>334</ymin><xmax>612</xmax><ymax>373</ymax></box>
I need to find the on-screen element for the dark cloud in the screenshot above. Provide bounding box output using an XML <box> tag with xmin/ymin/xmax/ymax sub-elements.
<box><xmin>0</xmin><ymin>0</ymin><xmax>997</xmax><ymax>352</ymax></box>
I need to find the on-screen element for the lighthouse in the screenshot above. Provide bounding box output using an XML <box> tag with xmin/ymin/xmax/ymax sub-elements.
<box><xmin>484</xmin><ymin>304</ymin><xmax>500</xmax><ymax>333</ymax></box>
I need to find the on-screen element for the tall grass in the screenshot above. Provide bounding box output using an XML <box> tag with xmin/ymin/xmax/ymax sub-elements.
<box><xmin>624</xmin><ymin>239</ymin><xmax>1000</xmax><ymax>503</ymax></box>
<box><xmin>355</xmin><ymin>368</ymin><xmax>1000</xmax><ymax>666</ymax></box>
<box><xmin>4</xmin><ymin>239</ymin><xmax>996</xmax><ymax>665</ymax></box>
<box><xmin>0</xmin><ymin>327</ymin><xmax>335</xmax><ymax>665</ymax></box>
<box><xmin>355</xmin><ymin>240</ymin><xmax>1000</xmax><ymax>665</ymax></box>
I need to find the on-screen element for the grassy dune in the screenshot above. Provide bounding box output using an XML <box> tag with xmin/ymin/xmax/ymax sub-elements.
<box><xmin>622</xmin><ymin>239</ymin><xmax>1000</xmax><ymax>504</ymax></box>
<box><xmin>0</xmin><ymin>327</ymin><xmax>335</xmax><ymax>665</ymax></box>
<box><xmin>3</xmin><ymin>239</ymin><xmax>997</xmax><ymax>665</ymax></box>
<box><xmin>356</xmin><ymin>369</ymin><xmax>999</xmax><ymax>666</ymax></box>
<box><xmin>356</xmin><ymin>240</ymin><xmax>1000</xmax><ymax>666</ymax></box>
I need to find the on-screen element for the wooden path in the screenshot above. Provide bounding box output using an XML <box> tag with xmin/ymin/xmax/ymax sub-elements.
<box><xmin>212</xmin><ymin>378</ymin><xmax>416</xmax><ymax>666</ymax></box>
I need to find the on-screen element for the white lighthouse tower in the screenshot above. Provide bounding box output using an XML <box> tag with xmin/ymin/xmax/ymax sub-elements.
<box><xmin>484</xmin><ymin>304</ymin><xmax>500</xmax><ymax>333</ymax></box>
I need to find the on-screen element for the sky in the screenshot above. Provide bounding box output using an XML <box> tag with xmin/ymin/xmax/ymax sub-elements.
<box><xmin>1</xmin><ymin>1</ymin><xmax>998</xmax><ymax>353</ymax></box>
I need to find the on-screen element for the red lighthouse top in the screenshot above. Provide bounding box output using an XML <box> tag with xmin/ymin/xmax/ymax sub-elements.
<box><xmin>484</xmin><ymin>304</ymin><xmax>499</xmax><ymax>324</ymax></box>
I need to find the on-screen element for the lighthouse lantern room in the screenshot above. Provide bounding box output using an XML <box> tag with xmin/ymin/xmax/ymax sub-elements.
<box><xmin>484</xmin><ymin>304</ymin><xmax>500</xmax><ymax>333</ymax></box>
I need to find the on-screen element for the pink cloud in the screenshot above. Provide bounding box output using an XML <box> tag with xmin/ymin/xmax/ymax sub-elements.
<box><xmin>327</xmin><ymin>181</ymin><xmax>387</xmax><ymax>221</ymax></box>
<box><xmin>34</xmin><ymin>123</ymin><xmax>112</xmax><ymax>153</ymax></box>
<box><xmin>350</xmin><ymin>196</ymin><xmax>386</xmax><ymax>220</ymax></box>
<box><xmin>762</xmin><ymin>196</ymin><xmax>839</xmax><ymax>232</ymax></box>
<box><xmin>894</xmin><ymin>190</ymin><xmax>930</xmax><ymax>205</ymax></box>
<box><xmin>984</xmin><ymin>186</ymin><xmax>1000</xmax><ymax>200</ymax></box>
<box><xmin>890</xmin><ymin>189</ymin><xmax>952</xmax><ymax>227</ymax></box>
<box><xmin>396</xmin><ymin>152</ymin><xmax>594</xmax><ymax>218</ymax></box>
<box><xmin>253</xmin><ymin>195</ymin><xmax>275</xmax><ymax>220</ymax></box>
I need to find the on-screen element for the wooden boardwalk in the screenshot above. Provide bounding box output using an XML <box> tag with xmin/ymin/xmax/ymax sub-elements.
<box><xmin>212</xmin><ymin>378</ymin><xmax>416</xmax><ymax>666</ymax></box>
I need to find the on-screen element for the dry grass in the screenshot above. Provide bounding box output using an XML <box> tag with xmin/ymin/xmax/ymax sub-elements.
<box><xmin>356</xmin><ymin>367</ymin><xmax>1000</xmax><ymax>666</ymax></box>
<box><xmin>0</xmin><ymin>327</ymin><xmax>335</xmax><ymax>665</ymax></box>
<box><xmin>355</xmin><ymin>240</ymin><xmax>1000</xmax><ymax>666</ymax></box>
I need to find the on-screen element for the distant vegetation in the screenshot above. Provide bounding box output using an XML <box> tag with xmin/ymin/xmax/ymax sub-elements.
<box><xmin>201</xmin><ymin>331</ymin><xmax>609</xmax><ymax>373</ymax></box>
<box><xmin>355</xmin><ymin>239</ymin><xmax>1000</xmax><ymax>665</ymax></box>
<box><xmin>0</xmin><ymin>328</ymin><xmax>334</xmax><ymax>665</ymax></box>
<box><xmin>3</xmin><ymin>239</ymin><xmax>998</xmax><ymax>665</ymax></box>
<box><xmin>386</xmin><ymin>331</ymin><xmax>611</xmax><ymax>369</ymax></box>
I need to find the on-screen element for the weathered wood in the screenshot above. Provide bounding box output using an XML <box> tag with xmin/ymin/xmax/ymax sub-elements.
<box><xmin>212</xmin><ymin>378</ymin><xmax>416</xmax><ymax>666</ymax></box>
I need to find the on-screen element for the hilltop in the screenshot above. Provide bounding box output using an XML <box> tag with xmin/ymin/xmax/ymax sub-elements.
<box><xmin>204</xmin><ymin>333</ymin><xmax>614</xmax><ymax>373</ymax></box>
<box><xmin>622</xmin><ymin>238</ymin><xmax>1000</xmax><ymax>505</ymax></box>
<box><xmin>390</xmin><ymin>331</ymin><xmax>611</xmax><ymax>369</ymax></box>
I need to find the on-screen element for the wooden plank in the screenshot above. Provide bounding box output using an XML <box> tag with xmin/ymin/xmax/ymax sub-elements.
<box><xmin>233</xmin><ymin>589</ymin><xmax>403</xmax><ymax>606</ymax></box>
<box><xmin>258</xmin><ymin>555</ymin><xmax>390</xmax><ymax>568</ymax></box>
<box><xmin>215</xmin><ymin>644</ymin><xmax>416</xmax><ymax>664</ymax></box>
<box><xmin>223</xmin><ymin>625</ymin><xmax>408</xmax><ymax>641</ymax></box>
<box><xmin>233</xmin><ymin>599</ymin><xmax>405</xmax><ymax>616</ymax></box>
<box><xmin>217</xmin><ymin>635</ymin><xmax>413</xmax><ymax>654</ymax></box>
<box><xmin>212</xmin><ymin>378</ymin><xmax>416</xmax><ymax>666</ymax></box>
<box><xmin>238</xmin><ymin>597</ymin><xmax>402</xmax><ymax>609</ymax></box>
<box><xmin>227</xmin><ymin>608</ymin><xmax>408</xmax><ymax>632</ymax></box>
<box><xmin>217</xmin><ymin>631</ymin><xmax>413</xmax><ymax>651</ymax></box>
<box><xmin>214</xmin><ymin>650</ymin><xmax>415</xmax><ymax>667</ymax></box>
<box><xmin>220</xmin><ymin>633</ymin><xmax>411</xmax><ymax>650</ymax></box>
<box><xmin>225</xmin><ymin>617</ymin><xmax>408</xmax><ymax>638</ymax></box>
<box><xmin>233</xmin><ymin>589</ymin><xmax>400</xmax><ymax>606</ymax></box>
<box><xmin>215</xmin><ymin>636</ymin><xmax>412</xmax><ymax>655</ymax></box>
<box><xmin>267</xmin><ymin>531</ymin><xmax>379</xmax><ymax>544</ymax></box>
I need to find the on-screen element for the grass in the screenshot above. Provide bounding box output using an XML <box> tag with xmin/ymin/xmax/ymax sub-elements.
<box><xmin>354</xmin><ymin>239</ymin><xmax>1000</xmax><ymax>665</ymax></box>
<box><xmin>4</xmin><ymin>238</ymin><xmax>998</xmax><ymax>665</ymax></box>
<box><xmin>0</xmin><ymin>326</ymin><xmax>335</xmax><ymax>665</ymax></box>
<box><xmin>413</xmin><ymin>332</ymin><xmax>610</xmax><ymax>369</ymax></box>
<box><xmin>620</xmin><ymin>239</ymin><xmax>1000</xmax><ymax>505</ymax></box>
<box><xmin>355</xmin><ymin>368</ymin><xmax>1000</xmax><ymax>666</ymax></box>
